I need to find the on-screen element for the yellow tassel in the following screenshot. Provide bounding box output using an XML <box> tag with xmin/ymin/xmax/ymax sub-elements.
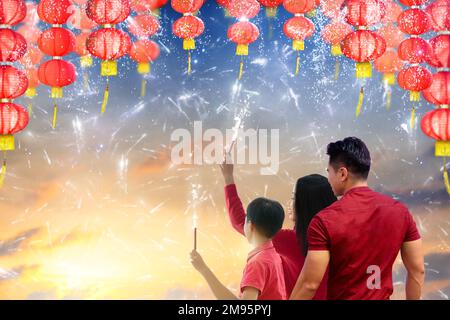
<box><xmin>238</xmin><ymin>59</ymin><xmax>244</xmax><ymax>80</ymax></box>
<box><xmin>331</xmin><ymin>45</ymin><xmax>342</xmax><ymax>56</ymax></box>
<box><xmin>306</xmin><ymin>9</ymin><xmax>316</xmax><ymax>17</ymax></box>
<box><xmin>386</xmin><ymin>90</ymin><xmax>392</xmax><ymax>110</ymax></box>
<box><xmin>356</xmin><ymin>86</ymin><xmax>364</xmax><ymax>117</ymax></box>
<box><xmin>266</xmin><ymin>7</ymin><xmax>277</xmax><ymax>17</ymax></box>
<box><xmin>52</xmin><ymin>103</ymin><xmax>58</xmax><ymax>129</ymax></box>
<box><xmin>188</xmin><ymin>51</ymin><xmax>192</xmax><ymax>75</ymax></box>
<box><xmin>224</xmin><ymin>8</ymin><xmax>231</xmax><ymax>17</ymax></box>
<box><xmin>236</xmin><ymin>44</ymin><xmax>249</xmax><ymax>56</ymax></box>
<box><xmin>137</xmin><ymin>62</ymin><xmax>151</xmax><ymax>75</ymax></box>
<box><xmin>435</xmin><ymin>141</ymin><xmax>450</xmax><ymax>157</ymax></box>
<box><xmin>0</xmin><ymin>158</ymin><xmax>6</xmax><ymax>188</ymax></box>
<box><xmin>83</xmin><ymin>72</ymin><xmax>89</xmax><ymax>90</ymax></box>
<box><xmin>0</xmin><ymin>135</ymin><xmax>14</xmax><ymax>151</ymax></box>
<box><xmin>101</xmin><ymin>60</ymin><xmax>118</xmax><ymax>77</ymax></box>
<box><xmin>443</xmin><ymin>157</ymin><xmax>450</xmax><ymax>194</ymax></box>
<box><xmin>383</xmin><ymin>73</ymin><xmax>395</xmax><ymax>86</ymax></box>
<box><xmin>183</xmin><ymin>39</ymin><xmax>195</xmax><ymax>50</ymax></box>
<box><xmin>334</xmin><ymin>58</ymin><xmax>339</xmax><ymax>80</ymax></box>
<box><xmin>101</xmin><ymin>81</ymin><xmax>109</xmax><ymax>114</ymax></box>
<box><xmin>80</xmin><ymin>55</ymin><xmax>93</xmax><ymax>68</ymax></box>
<box><xmin>141</xmin><ymin>78</ymin><xmax>147</xmax><ymax>98</ymax></box>
<box><xmin>410</xmin><ymin>105</ymin><xmax>416</xmax><ymax>129</ymax></box>
<box><xmin>295</xmin><ymin>54</ymin><xmax>300</xmax><ymax>76</ymax></box>
<box><xmin>152</xmin><ymin>8</ymin><xmax>161</xmax><ymax>17</ymax></box>
<box><xmin>293</xmin><ymin>40</ymin><xmax>304</xmax><ymax>51</ymax></box>
<box><xmin>356</xmin><ymin>62</ymin><xmax>372</xmax><ymax>79</ymax></box>
<box><xmin>28</xmin><ymin>103</ymin><xmax>33</xmax><ymax>116</ymax></box>
<box><xmin>51</xmin><ymin>87</ymin><xmax>63</xmax><ymax>99</ymax></box>
<box><xmin>410</xmin><ymin>91</ymin><xmax>420</xmax><ymax>102</ymax></box>
<box><xmin>26</xmin><ymin>87</ymin><xmax>37</xmax><ymax>98</ymax></box>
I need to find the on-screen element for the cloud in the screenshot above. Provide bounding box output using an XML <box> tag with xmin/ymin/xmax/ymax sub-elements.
<box><xmin>0</xmin><ymin>228</ymin><xmax>42</xmax><ymax>257</ymax></box>
<box><xmin>0</xmin><ymin>266</ymin><xmax>25</xmax><ymax>282</ymax></box>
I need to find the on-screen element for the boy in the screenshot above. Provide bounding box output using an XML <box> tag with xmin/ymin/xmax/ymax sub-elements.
<box><xmin>190</xmin><ymin>197</ymin><xmax>287</xmax><ymax>300</ymax></box>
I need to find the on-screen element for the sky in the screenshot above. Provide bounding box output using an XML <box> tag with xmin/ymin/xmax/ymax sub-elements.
<box><xmin>0</xmin><ymin>0</ymin><xmax>449</xmax><ymax>300</ymax></box>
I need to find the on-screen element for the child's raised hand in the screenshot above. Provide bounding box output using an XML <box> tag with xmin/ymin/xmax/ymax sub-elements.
<box><xmin>219</xmin><ymin>152</ymin><xmax>234</xmax><ymax>185</ymax></box>
<box><xmin>190</xmin><ymin>250</ymin><xmax>208</xmax><ymax>273</ymax></box>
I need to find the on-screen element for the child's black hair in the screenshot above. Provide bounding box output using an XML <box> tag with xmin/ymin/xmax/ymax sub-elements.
<box><xmin>246</xmin><ymin>198</ymin><xmax>285</xmax><ymax>239</ymax></box>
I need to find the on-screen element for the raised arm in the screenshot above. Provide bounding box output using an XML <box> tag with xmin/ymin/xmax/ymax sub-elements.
<box><xmin>220</xmin><ymin>161</ymin><xmax>246</xmax><ymax>235</ymax></box>
<box><xmin>401</xmin><ymin>240</ymin><xmax>424</xmax><ymax>300</ymax></box>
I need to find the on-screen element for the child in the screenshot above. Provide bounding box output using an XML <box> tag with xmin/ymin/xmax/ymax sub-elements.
<box><xmin>190</xmin><ymin>197</ymin><xmax>287</xmax><ymax>300</ymax></box>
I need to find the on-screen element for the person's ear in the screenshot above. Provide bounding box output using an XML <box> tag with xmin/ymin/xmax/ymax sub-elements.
<box><xmin>339</xmin><ymin>167</ymin><xmax>349</xmax><ymax>182</ymax></box>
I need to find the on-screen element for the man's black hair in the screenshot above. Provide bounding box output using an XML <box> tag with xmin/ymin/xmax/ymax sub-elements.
<box><xmin>326</xmin><ymin>137</ymin><xmax>371</xmax><ymax>180</ymax></box>
<box><xmin>246</xmin><ymin>198</ymin><xmax>285</xmax><ymax>239</ymax></box>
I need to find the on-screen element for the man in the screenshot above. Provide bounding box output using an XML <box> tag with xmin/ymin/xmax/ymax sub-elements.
<box><xmin>290</xmin><ymin>137</ymin><xmax>425</xmax><ymax>300</ymax></box>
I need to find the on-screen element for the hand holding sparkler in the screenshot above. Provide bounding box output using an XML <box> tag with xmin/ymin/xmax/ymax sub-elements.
<box><xmin>220</xmin><ymin>154</ymin><xmax>234</xmax><ymax>186</ymax></box>
<box><xmin>190</xmin><ymin>250</ymin><xmax>208</xmax><ymax>273</ymax></box>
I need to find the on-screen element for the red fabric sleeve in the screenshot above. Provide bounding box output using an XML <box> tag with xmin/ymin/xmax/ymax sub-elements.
<box><xmin>224</xmin><ymin>184</ymin><xmax>246</xmax><ymax>236</ymax></box>
<box><xmin>307</xmin><ymin>215</ymin><xmax>331</xmax><ymax>251</ymax></box>
<box><xmin>240</xmin><ymin>260</ymin><xmax>266</xmax><ymax>295</ymax></box>
<box><xmin>404</xmin><ymin>211</ymin><xmax>421</xmax><ymax>242</ymax></box>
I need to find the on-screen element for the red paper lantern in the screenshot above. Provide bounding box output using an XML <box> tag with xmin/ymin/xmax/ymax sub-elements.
<box><xmin>426</xmin><ymin>0</ymin><xmax>450</xmax><ymax>32</ymax></box>
<box><xmin>130</xmin><ymin>39</ymin><xmax>160</xmax><ymax>74</ymax></box>
<box><xmin>75</xmin><ymin>33</ymin><xmax>90</xmax><ymax>57</ymax></box>
<box><xmin>25</xmin><ymin>67</ymin><xmax>40</xmax><ymax>97</ymax></box>
<box><xmin>377</xmin><ymin>24</ymin><xmax>404</xmax><ymax>49</ymax></box>
<box><xmin>68</xmin><ymin>6</ymin><xmax>97</xmax><ymax>31</ymax></box>
<box><xmin>132</xmin><ymin>0</ymin><xmax>168</xmax><ymax>12</ymax></box>
<box><xmin>0</xmin><ymin>0</ymin><xmax>27</xmax><ymax>26</ymax></box>
<box><xmin>38</xmin><ymin>59</ymin><xmax>76</xmax><ymax>89</ymax></box>
<box><xmin>381</xmin><ymin>0</ymin><xmax>402</xmax><ymax>23</ymax></box>
<box><xmin>398</xmin><ymin>9</ymin><xmax>430</xmax><ymax>35</ymax></box>
<box><xmin>86</xmin><ymin>0</ymin><xmax>131</xmax><ymax>25</ymax></box>
<box><xmin>0</xmin><ymin>65</ymin><xmax>28</xmax><ymax>99</ymax></box>
<box><xmin>173</xmin><ymin>15</ymin><xmax>204</xmax><ymax>49</ymax></box>
<box><xmin>37</xmin><ymin>0</ymin><xmax>73</xmax><ymax>25</ymax></box>
<box><xmin>17</xmin><ymin>25</ymin><xmax>41</xmax><ymax>45</ymax></box>
<box><xmin>38</xmin><ymin>27</ymin><xmax>75</xmax><ymax>57</ymax></box>
<box><xmin>227</xmin><ymin>21</ymin><xmax>259</xmax><ymax>55</ymax></box>
<box><xmin>322</xmin><ymin>21</ymin><xmax>353</xmax><ymax>56</ymax></box>
<box><xmin>20</xmin><ymin>46</ymin><xmax>44</xmax><ymax>67</ymax></box>
<box><xmin>375</xmin><ymin>50</ymin><xmax>404</xmax><ymax>74</ymax></box>
<box><xmin>423</xmin><ymin>72</ymin><xmax>450</xmax><ymax>106</ymax></box>
<box><xmin>0</xmin><ymin>28</ymin><xmax>27</xmax><ymax>62</ymax></box>
<box><xmin>0</xmin><ymin>102</ymin><xmax>29</xmax><ymax>135</ymax></box>
<box><xmin>427</xmin><ymin>35</ymin><xmax>450</xmax><ymax>69</ymax></box>
<box><xmin>342</xmin><ymin>30</ymin><xmax>386</xmax><ymax>64</ymax></box>
<box><xmin>398</xmin><ymin>66</ymin><xmax>432</xmax><ymax>93</ymax></box>
<box><xmin>421</xmin><ymin>108</ymin><xmax>450</xmax><ymax>141</ymax></box>
<box><xmin>345</xmin><ymin>0</ymin><xmax>385</xmax><ymax>27</ymax></box>
<box><xmin>284</xmin><ymin>0</ymin><xmax>316</xmax><ymax>14</ymax></box>
<box><xmin>227</xmin><ymin>0</ymin><xmax>260</xmax><ymax>19</ymax></box>
<box><xmin>399</xmin><ymin>0</ymin><xmax>429</xmax><ymax>6</ymax></box>
<box><xmin>171</xmin><ymin>0</ymin><xmax>203</xmax><ymax>14</ymax></box>
<box><xmin>398</xmin><ymin>37</ymin><xmax>431</xmax><ymax>64</ymax></box>
<box><xmin>128</xmin><ymin>14</ymin><xmax>160</xmax><ymax>38</ymax></box>
<box><xmin>258</xmin><ymin>0</ymin><xmax>282</xmax><ymax>17</ymax></box>
<box><xmin>320</xmin><ymin>0</ymin><xmax>345</xmax><ymax>19</ymax></box>
<box><xmin>283</xmin><ymin>16</ymin><xmax>314</xmax><ymax>51</ymax></box>
<box><xmin>87</xmin><ymin>28</ymin><xmax>131</xmax><ymax>61</ymax></box>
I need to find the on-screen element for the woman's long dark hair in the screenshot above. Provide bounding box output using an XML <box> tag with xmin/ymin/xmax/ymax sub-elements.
<box><xmin>294</xmin><ymin>174</ymin><xmax>337</xmax><ymax>256</ymax></box>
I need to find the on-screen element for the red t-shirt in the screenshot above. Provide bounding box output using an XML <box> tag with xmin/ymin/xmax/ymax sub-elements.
<box><xmin>225</xmin><ymin>184</ymin><xmax>328</xmax><ymax>299</ymax></box>
<box><xmin>240</xmin><ymin>241</ymin><xmax>287</xmax><ymax>300</ymax></box>
<box><xmin>308</xmin><ymin>186</ymin><xmax>421</xmax><ymax>300</ymax></box>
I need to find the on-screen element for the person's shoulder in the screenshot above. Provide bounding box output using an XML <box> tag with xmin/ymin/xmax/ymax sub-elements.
<box><xmin>370</xmin><ymin>189</ymin><xmax>410</xmax><ymax>212</ymax></box>
<box><xmin>315</xmin><ymin>201</ymin><xmax>341</xmax><ymax>219</ymax></box>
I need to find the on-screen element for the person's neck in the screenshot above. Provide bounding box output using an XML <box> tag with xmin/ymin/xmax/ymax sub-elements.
<box><xmin>250</xmin><ymin>236</ymin><xmax>271</xmax><ymax>249</ymax></box>
<box><xmin>343</xmin><ymin>180</ymin><xmax>369</xmax><ymax>195</ymax></box>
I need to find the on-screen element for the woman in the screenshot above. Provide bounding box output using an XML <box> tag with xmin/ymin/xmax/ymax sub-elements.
<box><xmin>220</xmin><ymin>161</ymin><xmax>337</xmax><ymax>299</ymax></box>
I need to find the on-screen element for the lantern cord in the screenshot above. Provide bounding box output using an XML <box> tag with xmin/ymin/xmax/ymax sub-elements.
<box><xmin>28</xmin><ymin>102</ymin><xmax>33</xmax><ymax>117</ymax></box>
<box><xmin>444</xmin><ymin>158</ymin><xmax>450</xmax><ymax>195</ymax></box>
<box><xmin>83</xmin><ymin>72</ymin><xmax>89</xmax><ymax>91</ymax></box>
<box><xmin>101</xmin><ymin>77</ymin><xmax>110</xmax><ymax>114</ymax></box>
<box><xmin>334</xmin><ymin>58</ymin><xmax>339</xmax><ymax>81</ymax></box>
<box><xmin>268</xmin><ymin>19</ymin><xmax>274</xmax><ymax>40</ymax></box>
<box><xmin>410</xmin><ymin>104</ymin><xmax>416</xmax><ymax>130</ymax></box>
<box><xmin>0</xmin><ymin>152</ymin><xmax>6</xmax><ymax>188</ymax></box>
<box><xmin>386</xmin><ymin>89</ymin><xmax>392</xmax><ymax>110</ymax></box>
<box><xmin>188</xmin><ymin>51</ymin><xmax>192</xmax><ymax>75</ymax></box>
<box><xmin>356</xmin><ymin>86</ymin><xmax>364</xmax><ymax>117</ymax></box>
<box><xmin>238</xmin><ymin>57</ymin><xmax>244</xmax><ymax>80</ymax></box>
<box><xmin>52</xmin><ymin>102</ymin><xmax>58</xmax><ymax>130</ymax></box>
<box><xmin>141</xmin><ymin>78</ymin><xmax>147</xmax><ymax>98</ymax></box>
<box><xmin>295</xmin><ymin>52</ymin><xmax>300</xmax><ymax>76</ymax></box>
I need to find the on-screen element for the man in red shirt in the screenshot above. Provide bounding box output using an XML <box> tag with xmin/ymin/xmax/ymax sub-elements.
<box><xmin>290</xmin><ymin>137</ymin><xmax>425</xmax><ymax>300</ymax></box>
<box><xmin>190</xmin><ymin>197</ymin><xmax>287</xmax><ymax>300</ymax></box>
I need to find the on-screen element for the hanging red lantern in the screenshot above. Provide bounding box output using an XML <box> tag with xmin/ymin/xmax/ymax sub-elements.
<box><xmin>87</xmin><ymin>28</ymin><xmax>131</xmax><ymax>64</ymax></box>
<box><xmin>283</xmin><ymin>16</ymin><xmax>314</xmax><ymax>75</ymax></box>
<box><xmin>322</xmin><ymin>21</ymin><xmax>353</xmax><ymax>57</ymax></box>
<box><xmin>68</xmin><ymin>5</ymin><xmax>97</xmax><ymax>31</ymax></box>
<box><xmin>0</xmin><ymin>65</ymin><xmax>28</xmax><ymax>99</ymax></box>
<box><xmin>284</xmin><ymin>0</ymin><xmax>315</xmax><ymax>15</ymax></box>
<box><xmin>0</xmin><ymin>0</ymin><xmax>27</xmax><ymax>26</ymax></box>
<box><xmin>37</xmin><ymin>59</ymin><xmax>76</xmax><ymax>96</ymax></box>
<box><xmin>86</xmin><ymin>0</ymin><xmax>131</xmax><ymax>25</ymax></box>
<box><xmin>427</xmin><ymin>35</ymin><xmax>450</xmax><ymax>69</ymax></box>
<box><xmin>228</xmin><ymin>0</ymin><xmax>260</xmax><ymax>19</ymax></box>
<box><xmin>38</xmin><ymin>28</ymin><xmax>75</xmax><ymax>57</ymax></box>
<box><xmin>258</xmin><ymin>0</ymin><xmax>282</xmax><ymax>18</ymax></box>
<box><xmin>423</xmin><ymin>72</ymin><xmax>450</xmax><ymax>107</ymax></box>
<box><xmin>398</xmin><ymin>9</ymin><xmax>430</xmax><ymax>36</ymax></box>
<box><xmin>0</xmin><ymin>28</ymin><xmax>27</xmax><ymax>62</ymax></box>
<box><xmin>375</xmin><ymin>50</ymin><xmax>404</xmax><ymax>85</ymax></box>
<box><xmin>227</xmin><ymin>21</ymin><xmax>259</xmax><ymax>79</ymax></box>
<box><xmin>399</xmin><ymin>0</ymin><xmax>429</xmax><ymax>6</ymax></box>
<box><xmin>398</xmin><ymin>37</ymin><xmax>431</xmax><ymax>64</ymax></box>
<box><xmin>320</xmin><ymin>0</ymin><xmax>345</xmax><ymax>19</ymax></box>
<box><xmin>20</xmin><ymin>46</ymin><xmax>43</xmax><ymax>68</ymax></box>
<box><xmin>128</xmin><ymin>14</ymin><xmax>160</xmax><ymax>39</ymax></box>
<box><xmin>130</xmin><ymin>39</ymin><xmax>160</xmax><ymax>97</ymax></box>
<box><xmin>75</xmin><ymin>33</ymin><xmax>93</xmax><ymax>68</ymax></box>
<box><xmin>426</xmin><ymin>0</ymin><xmax>450</xmax><ymax>32</ymax></box>
<box><xmin>37</xmin><ymin>0</ymin><xmax>73</xmax><ymax>24</ymax></box>
<box><xmin>377</xmin><ymin>24</ymin><xmax>404</xmax><ymax>49</ymax></box>
<box><xmin>171</xmin><ymin>0</ymin><xmax>203</xmax><ymax>14</ymax></box>
<box><xmin>345</xmin><ymin>0</ymin><xmax>386</xmax><ymax>27</ymax></box>
<box><xmin>398</xmin><ymin>66</ymin><xmax>432</xmax><ymax>98</ymax></box>
<box><xmin>381</xmin><ymin>0</ymin><xmax>402</xmax><ymax>24</ymax></box>
<box><xmin>25</xmin><ymin>67</ymin><xmax>40</xmax><ymax>98</ymax></box>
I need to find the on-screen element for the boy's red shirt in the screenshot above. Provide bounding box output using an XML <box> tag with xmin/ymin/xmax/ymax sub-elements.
<box><xmin>225</xmin><ymin>184</ymin><xmax>328</xmax><ymax>299</ymax></box>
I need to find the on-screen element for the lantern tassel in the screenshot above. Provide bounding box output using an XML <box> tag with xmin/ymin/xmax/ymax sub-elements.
<box><xmin>0</xmin><ymin>155</ymin><xmax>6</xmax><ymax>188</ymax></box>
<box><xmin>334</xmin><ymin>58</ymin><xmax>339</xmax><ymax>81</ymax></box>
<box><xmin>295</xmin><ymin>52</ymin><xmax>300</xmax><ymax>76</ymax></box>
<box><xmin>238</xmin><ymin>57</ymin><xmax>244</xmax><ymax>80</ymax></box>
<box><xmin>410</xmin><ymin>105</ymin><xmax>416</xmax><ymax>129</ymax></box>
<box><xmin>101</xmin><ymin>78</ymin><xmax>110</xmax><ymax>114</ymax></box>
<box><xmin>188</xmin><ymin>51</ymin><xmax>192</xmax><ymax>75</ymax></box>
<box><xmin>386</xmin><ymin>90</ymin><xmax>392</xmax><ymax>110</ymax></box>
<box><xmin>83</xmin><ymin>72</ymin><xmax>89</xmax><ymax>91</ymax></box>
<box><xmin>28</xmin><ymin>103</ymin><xmax>33</xmax><ymax>117</ymax></box>
<box><xmin>356</xmin><ymin>86</ymin><xmax>364</xmax><ymax>117</ymax></box>
<box><xmin>141</xmin><ymin>78</ymin><xmax>147</xmax><ymax>98</ymax></box>
<box><xmin>444</xmin><ymin>158</ymin><xmax>450</xmax><ymax>195</ymax></box>
<box><xmin>52</xmin><ymin>102</ymin><xmax>58</xmax><ymax>129</ymax></box>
